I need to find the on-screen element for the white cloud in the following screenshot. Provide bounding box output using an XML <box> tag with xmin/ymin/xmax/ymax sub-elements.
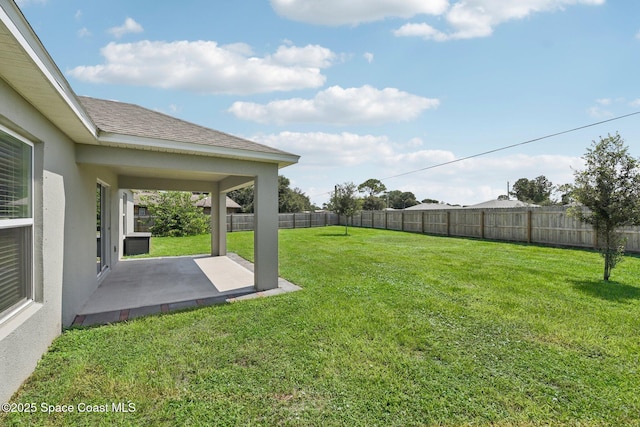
<box><xmin>587</xmin><ymin>106</ymin><xmax>613</xmax><ymax>118</ymax></box>
<box><xmin>270</xmin><ymin>0</ymin><xmax>449</xmax><ymax>26</ymax></box>
<box><xmin>256</xmin><ymin>131</ymin><xmax>583</xmax><ymax>206</ymax></box>
<box><xmin>393</xmin><ymin>23</ymin><xmax>450</xmax><ymax>41</ymax></box>
<box><xmin>74</xmin><ymin>10</ymin><xmax>82</xmax><ymax>20</ymax></box>
<box><xmin>229</xmin><ymin>85</ymin><xmax>440</xmax><ymax>125</ymax></box>
<box><xmin>269</xmin><ymin>44</ymin><xmax>336</xmax><ymax>68</ymax></box>
<box><xmin>68</xmin><ymin>41</ymin><xmax>333</xmax><ymax>95</ymax></box>
<box><xmin>363</xmin><ymin>52</ymin><xmax>374</xmax><ymax>63</ymax></box>
<box><xmin>107</xmin><ymin>17</ymin><xmax>144</xmax><ymax>38</ymax></box>
<box><xmin>394</xmin><ymin>0</ymin><xmax>605</xmax><ymax>41</ymax></box>
<box><xmin>587</xmin><ymin>97</ymin><xmax>637</xmax><ymax>118</ymax></box>
<box><xmin>77</xmin><ymin>27</ymin><xmax>91</xmax><ymax>38</ymax></box>
<box><xmin>255</xmin><ymin>131</ymin><xmax>394</xmax><ymax>166</ymax></box>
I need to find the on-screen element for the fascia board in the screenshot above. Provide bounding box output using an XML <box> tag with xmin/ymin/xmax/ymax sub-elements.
<box><xmin>0</xmin><ymin>2</ymin><xmax>97</xmax><ymax>139</ymax></box>
<box><xmin>96</xmin><ymin>132</ymin><xmax>300</xmax><ymax>168</ymax></box>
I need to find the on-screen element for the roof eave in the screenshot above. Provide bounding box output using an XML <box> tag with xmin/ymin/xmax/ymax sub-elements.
<box><xmin>0</xmin><ymin>2</ymin><xmax>97</xmax><ymax>142</ymax></box>
<box><xmin>95</xmin><ymin>132</ymin><xmax>300</xmax><ymax>168</ymax></box>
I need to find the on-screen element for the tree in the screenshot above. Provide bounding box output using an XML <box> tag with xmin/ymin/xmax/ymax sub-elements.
<box><xmin>358</xmin><ymin>178</ymin><xmax>387</xmax><ymax>211</ymax></box>
<box><xmin>387</xmin><ymin>190</ymin><xmax>419</xmax><ymax>209</ymax></box>
<box><xmin>554</xmin><ymin>183</ymin><xmax>575</xmax><ymax>205</ymax></box>
<box><xmin>143</xmin><ymin>191</ymin><xmax>210</xmax><ymax>237</ymax></box>
<box><xmin>228</xmin><ymin>186</ymin><xmax>254</xmax><ymax>213</ymax></box>
<box><xmin>421</xmin><ymin>198</ymin><xmax>440</xmax><ymax>204</ymax></box>
<box><xmin>570</xmin><ymin>133</ymin><xmax>640</xmax><ymax>281</ymax></box>
<box><xmin>328</xmin><ymin>182</ymin><xmax>361</xmax><ymax>235</ymax></box>
<box><xmin>510</xmin><ymin>175</ymin><xmax>553</xmax><ymax>204</ymax></box>
<box><xmin>228</xmin><ymin>175</ymin><xmax>312</xmax><ymax>213</ymax></box>
<box><xmin>278</xmin><ymin>175</ymin><xmax>312</xmax><ymax>213</ymax></box>
<box><xmin>358</xmin><ymin>178</ymin><xmax>386</xmax><ymax>198</ymax></box>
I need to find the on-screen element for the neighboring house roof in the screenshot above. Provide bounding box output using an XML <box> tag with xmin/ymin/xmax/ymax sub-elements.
<box><xmin>192</xmin><ymin>195</ymin><xmax>241</xmax><ymax>210</ymax></box>
<box><xmin>465</xmin><ymin>199</ymin><xmax>539</xmax><ymax>209</ymax></box>
<box><xmin>132</xmin><ymin>191</ymin><xmax>241</xmax><ymax>210</ymax></box>
<box><xmin>405</xmin><ymin>203</ymin><xmax>463</xmax><ymax>210</ymax></box>
<box><xmin>78</xmin><ymin>96</ymin><xmax>294</xmax><ymax>162</ymax></box>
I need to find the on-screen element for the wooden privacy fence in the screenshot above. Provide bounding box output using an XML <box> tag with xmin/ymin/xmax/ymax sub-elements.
<box><xmin>226</xmin><ymin>212</ymin><xmax>339</xmax><ymax>232</ymax></box>
<box><xmin>136</xmin><ymin>212</ymin><xmax>340</xmax><ymax>233</ymax></box>
<box><xmin>342</xmin><ymin>206</ymin><xmax>640</xmax><ymax>253</ymax></box>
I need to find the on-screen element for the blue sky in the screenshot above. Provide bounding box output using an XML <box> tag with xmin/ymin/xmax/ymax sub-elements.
<box><xmin>17</xmin><ymin>0</ymin><xmax>640</xmax><ymax>206</ymax></box>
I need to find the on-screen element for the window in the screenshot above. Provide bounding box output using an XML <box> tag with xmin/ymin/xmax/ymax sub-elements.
<box><xmin>0</xmin><ymin>128</ymin><xmax>33</xmax><ymax>317</ymax></box>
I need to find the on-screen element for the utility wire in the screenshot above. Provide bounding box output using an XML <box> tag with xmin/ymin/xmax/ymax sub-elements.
<box><xmin>382</xmin><ymin>111</ymin><xmax>640</xmax><ymax>181</ymax></box>
<box><xmin>311</xmin><ymin>111</ymin><xmax>640</xmax><ymax>199</ymax></box>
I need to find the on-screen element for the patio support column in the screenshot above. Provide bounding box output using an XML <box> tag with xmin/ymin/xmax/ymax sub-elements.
<box><xmin>210</xmin><ymin>183</ymin><xmax>227</xmax><ymax>256</ymax></box>
<box><xmin>253</xmin><ymin>165</ymin><xmax>279</xmax><ymax>291</ymax></box>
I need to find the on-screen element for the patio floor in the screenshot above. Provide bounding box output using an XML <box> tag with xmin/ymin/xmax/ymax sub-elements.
<box><xmin>73</xmin><ymin>253</ymin><xmax>301</xmax><ymax>327</ymax></box>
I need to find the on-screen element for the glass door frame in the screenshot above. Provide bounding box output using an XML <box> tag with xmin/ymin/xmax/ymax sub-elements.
<box><xmin>96</xmin><ymin>181</ymin><xmax>110</xmax><ymax>277</ymax></box>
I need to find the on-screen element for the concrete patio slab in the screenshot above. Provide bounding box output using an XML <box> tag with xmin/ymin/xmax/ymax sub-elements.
<box><xmin>194</xmin><ymin>256</ymin><xmax>254</xmax><ymax>292</ymax></box>
<box><xmin>73</xmin><ymin>253</ymin><xmax>302</xmax><ymax>327</ymax></box>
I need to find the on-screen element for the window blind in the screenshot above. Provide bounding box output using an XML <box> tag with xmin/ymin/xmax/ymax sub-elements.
<box><xmin>0</xmin><ymin>227</ymin><xmax>28</xmax><ymax>313</ymax></box>
<box><xmin>0</xmin><ymin>134</ymin><xmax>31</xmax><ymax>219</ymax></box>
<box><xmin>0</xmin><ymin>130</ymin><xmax>32</xmax><ymax>316</ymax></box>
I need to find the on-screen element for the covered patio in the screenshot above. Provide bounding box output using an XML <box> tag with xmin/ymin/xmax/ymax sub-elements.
<box><xmin>68</xmin><ymin>96</ymin><xmax>301</xmax><ymax>326</ymax></box>
<box><xmin>73</xmin><ymin>253</ymin><xmax>301</xmax><ymax>327</ymax></box>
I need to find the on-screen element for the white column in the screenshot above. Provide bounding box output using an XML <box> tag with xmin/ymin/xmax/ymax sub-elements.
<box><xmin>210</xmin><ymin>183</ymin><xmax>227</xmax><ymax>256</ymax></box>
<box><xmin>253</xmin><ymin>166</ymin><xmax>279</xmax><ymax>290</ymax></box>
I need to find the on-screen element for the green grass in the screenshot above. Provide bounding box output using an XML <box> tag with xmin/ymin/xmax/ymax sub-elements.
<box><xmin>126</xmin><ymin>233</ymin><xmax>211</xmax><ymax>258</ymax></box>
<box><xmin>4</xmin><ymin>227</ymin><xmax>640</xmax><ymax>426</ymax></box>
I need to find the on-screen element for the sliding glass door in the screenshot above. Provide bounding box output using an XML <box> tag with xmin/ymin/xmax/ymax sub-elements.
<box><xmin>96</xmin><ymin>182</ymin><xmax>109</xmax><ymax>276</ymax></box>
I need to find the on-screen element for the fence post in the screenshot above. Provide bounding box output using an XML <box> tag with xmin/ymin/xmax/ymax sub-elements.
<box><xmin>446</xmin><ymin>211</ymin><xmax>450</xmax><ymax>236</ymax></box>
<box><xmin>527</xmin><ymin>210</ymin><xmax>532</xmax><ymax>243</ymax></box>
<box><xmin>480</xmin><ymin>211</ymin><xmax>485</xmax><ymax>239</ymax></box>
<box><xmin>230</xmin><ymin>214</ymin><xmax>233</xmax><ymax>233</ymax></box>
<box><xmin>401</xmin><ymin>211</ymin><xmax>405</xmax><ymax>231</ymax></box>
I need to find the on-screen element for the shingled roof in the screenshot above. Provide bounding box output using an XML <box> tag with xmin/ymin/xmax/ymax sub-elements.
<box><xmin>78</xmin><ymin>96</ymin><xmax>291</xmax><ymax>157</ymax></box>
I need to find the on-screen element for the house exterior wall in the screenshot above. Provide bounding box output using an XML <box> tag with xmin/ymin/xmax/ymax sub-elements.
<box><xmin>66</xmin><ymin>164</ymin><xmax>119</xmax><ymax>325</ymax></box>
<box><xmin>0</xmin><ymin>78</ymin><xmax>120</xmax><ymax>402</ymax></box>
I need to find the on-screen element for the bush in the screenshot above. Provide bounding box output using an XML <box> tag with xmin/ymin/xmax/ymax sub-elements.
<box><xmin>143</xmin><ymin>191</ymin><xmax>210</xmax><ymax>237</ymax></box>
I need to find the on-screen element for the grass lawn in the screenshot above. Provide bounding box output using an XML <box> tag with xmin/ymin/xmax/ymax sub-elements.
<box><xmin>126</xmin><ymin>233</ymin><xmax>211</xmax><ymax>258</ymax></box>
<box><xmin>3</xmin><ymin>227</ymin><xmax>640</xmax><ymax>426</ymax></box>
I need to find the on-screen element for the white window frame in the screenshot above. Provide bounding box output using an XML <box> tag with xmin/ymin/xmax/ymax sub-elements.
<box><xmin>0</xmin><ymin>124</ymin><xmax>34</xmax><ymax>322</ymax></box>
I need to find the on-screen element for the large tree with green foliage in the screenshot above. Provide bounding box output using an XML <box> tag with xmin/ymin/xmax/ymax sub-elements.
<box><xmin>510</xmin><ymin>175</ymin><xmax>553</xmax><ymax>204</ymax></box>
<box><xmin>278</xmin><ymin>175</ymin><xmax>312</xmax><ymax>213</ymax></box>
<box><xmin>358</xmin><ymin>178</ymin><xmax>387</xmax><ymax>210</ymax></box>
<box><xmin>227</xmin><ymin>186</ymin><xmax>254</xmax><ymax>213</ymax></box>
<box><xmin>570</xmin><ymin>133</ymin><xmax>640</xmax><ymax>281</ymax></box>
<box><xmin>328</xmin><ymin>182</ymin><xmax>361</xmax><ymax>235</ymax></box>
<box><xmin>228</xmin><ymin>175</ymin><xmax>312</xmax><ymax>213</ymax></box>
<box><xmin>387</xmin><ymin>190</ymin><xmax>419</xmax><ymax>209</ymax></box>
<box><xmin>143</xmin><ymin>191</ymin><xmax>210</xmax><ymax>237</ymax></box>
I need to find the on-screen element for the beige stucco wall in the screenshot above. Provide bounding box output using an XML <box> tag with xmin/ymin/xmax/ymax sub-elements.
<box><xmin>0</xmin><ymin>78</ymin><xmax>121</xmax><ymax>402</ymax></box>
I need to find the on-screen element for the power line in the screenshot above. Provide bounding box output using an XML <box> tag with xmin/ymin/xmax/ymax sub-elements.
<box><xmin>311</xmin><ymin>111</ymin><xmax>640</xmax><ymax>199</ymax></box>
<box><xmin>381</xmin><ymin>111</ymin><xmax>640</xmax><ymax>181</ymax></box>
